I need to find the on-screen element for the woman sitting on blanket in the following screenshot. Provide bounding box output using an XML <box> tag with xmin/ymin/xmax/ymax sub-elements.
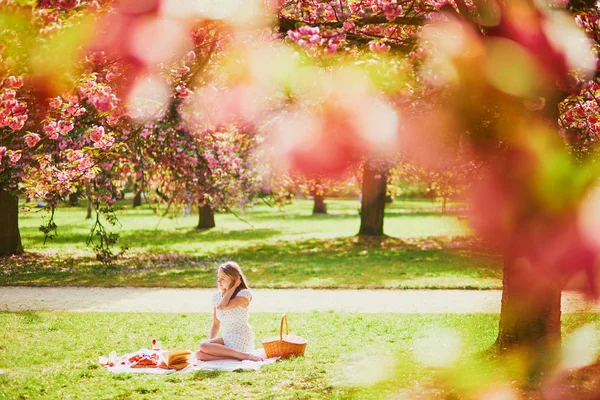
<box><xmin>196</xmin><ymin>261</ymin><xmax>263</xmax><ymax>362</ymax></box>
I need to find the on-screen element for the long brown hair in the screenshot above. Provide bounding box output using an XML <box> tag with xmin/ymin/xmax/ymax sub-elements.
<box><xmin>219</xmin><ymin>261</ymin><xmax>249</xmax><ymax>298</ymax></box>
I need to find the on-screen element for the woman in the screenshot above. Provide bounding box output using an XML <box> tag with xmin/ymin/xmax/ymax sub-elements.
<box><xmin>196</xmin><ymin>261</ymin><xmax>263</xmax><ymax>361</ymax></box>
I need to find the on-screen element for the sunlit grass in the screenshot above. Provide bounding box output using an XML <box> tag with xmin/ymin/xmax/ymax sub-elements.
<box><xmin>1</xmin><ymin>199</ymin><xmax>505</xmax><ymax>289</ymax></box>
<box><xmin>1</xmin><ymin>312</ymin><xmax>598</xmax><ymax>399</ymax></box>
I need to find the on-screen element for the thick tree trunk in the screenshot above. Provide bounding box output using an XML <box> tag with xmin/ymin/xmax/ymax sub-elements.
<box><xmin>358</xmin><ymin>162</ymin><xmax>388</xmax><ymax>236</ymax></box>
<box><xmin>496</xmin><ymin>253</ymin><xmax>562</xmax><ymax>377</ymax></box>
<box><xmin>68</xmin><ymin>192</ymin><xmax>79</xmax><ymax>206</ymax></box>
<box><xmin>312</xmin><ymin>193</ymin><xmax>327</xmax><ymax>214</ymax></box>
<box><xmin>197</xmin><ymin>204</ymin><xmax>215</xmax><ymax>230</ymax></box>
<box><xmin>0</xmin><ymin>190</ymin><xmax>23</xmax><ymax>256</ymax></box>
<box><xmin>133</xmin><ymin>191</ymin><xmax>142</xmax><ymax>207</ymax></box>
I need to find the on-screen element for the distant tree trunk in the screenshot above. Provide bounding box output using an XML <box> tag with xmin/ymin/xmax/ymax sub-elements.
<box><xmin>358</xmin><ymin>162</ymin><xmax>388</xmax><ymax>236</ymax></box>
<box><xmin>85</xmin><ymin>184</ymin><xmax>93</xmax><ymax>219</ymax></box>
<box><xmin>197</xmin><ymin>203</ymin><xmax>215</xmax><ymax>230</ymax></box>
<box><xmin>312</xmin><ymin>193</ymin><xmax>327</xmax><ymax>214</ymax></box>
<box><xmin>133</xmin><ymin>191</ymin><xmax>142</xmax><ymax>207</ymax></box>
<box><xmin>0</xmin><ymin>190</ymin><xmax>23</xmax><ymax>256</ymax></box>
<box><xmin>496</xmin><ymin>253</ymin><xmax>562</xmax><ymax>377</ymax></box>
<box><xmin>86</xmin><ymin>195</ymin><xmax>93</xmax><ymax>219</ymax></box>
<box><xmin>68</xmin><ymin>192</ymin><xmax>79</xmax><ymax>206</ymax></box>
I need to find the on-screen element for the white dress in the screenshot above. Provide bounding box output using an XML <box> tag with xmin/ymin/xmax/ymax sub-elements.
<box><xmin>213</xmin><ymin>289</ymin><xmax>255</xmax><ymax>353</ymax></box>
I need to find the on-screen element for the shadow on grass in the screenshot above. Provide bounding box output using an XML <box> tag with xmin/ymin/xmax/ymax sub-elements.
<box><xmin>19</xmin><ymin>226</ymin><xmax>283</xmax><ymax>247</ymax></box>
<box><xmin>120</xmin><ymin>227</ymin><xmax>282</xmax><ymax>245</ymax></box>
<box><xmin>0</xmin><ymin>235</ymin><xmax>502</xmax><ymax>288</ymax></box>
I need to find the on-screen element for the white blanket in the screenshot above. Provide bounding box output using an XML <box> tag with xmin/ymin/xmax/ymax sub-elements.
<box><xmin>105</xmin><ymin>349</ymin><xmax>277</xmax><ymax>374</ymax></box>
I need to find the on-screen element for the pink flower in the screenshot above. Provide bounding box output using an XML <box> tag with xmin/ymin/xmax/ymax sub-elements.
<box><xmin>58</xmin><ymin>121</ymin><xmax>74</xmax><ymax>135</ymax></box>
<box><xmin>369</xmin><ymin>41</ymin><xmax>391</xmax><ymax>53</ymax></box>
<box><xmin>0</xmin><ymin>146</ymin><xmax>6</xmax><ymax>163</ymax></box>
<box><xmin>8</xmin><ymin>117</ymin><xmax>25</xmax><ymax>131</ymax></box>
<box><xmin>287</xmin><ymin>30</ymin><xmax>302</xmax><ymax>41</ymax></box>
<box><xmin>11</xmin><ymin>103</ymin><xmax>27</xmax><ymax>116</ymax></box>
<box><xmin>91</xmin><ymin>94</ymin><xmax>114</xmax><ymax>112</ymax></box>
<box><xmin>93</xmin><ymin>132</ymin><xmax>114</xmax><ymax>150</ymax></box>
<box><xmin>298</xmin><ymin>26</ymin><xmax>319</xmax><ymax>35</ymax></box>
<box><xmin>56</xmin><ymin>171</ymin><xmax>69</xmax><ymax>182</ymax></box>
<box><xmin>6</xmin><ymin>76</ymin><xmax>23</xmax><ymax>88</ymax></box>
<box><xmin>8</xmin><ymin>151</ymin><xmax>21</xmax><ymax>164</ymax></box>
<box><xmin>78</xmin><ymin>157</ymin><xmax>94</xmax><ymax>171</ymax></box>
<box><xmin>89</xmin><ymin>126</ymin><xmax>105</xmax><ymax>142</ymax></box>
<box><xmin>2</xmin><ymin>90</ymin><xmax>15</xmax><ymax>101</ymax></box>
<box><xmin>49</xmin><ymin>97</ymin><xmax>63</xmax><ymax>109</ymax></box>
<box><xmin>343</xmin><ymin>21</ymin><xmax>355</xmax><ymax>31</ymax></box>
<box><xmin>44</xmin><ymin>121</ymin><xmax>60</xmax><ymax>140</ymax></box>
<box><xmin>25</xmin><ymin>133</ymin><xmax>41</xmax><ymax>148</ymax></box>
<box><xmin>58</xmin><ymin>0</ymin><xmax>79</xmax><ymax>10</ymax></box>
<box><xmin>140</xmin><ymin>129</ymin><xmax>152</xmax><ymax>139</ymax></box>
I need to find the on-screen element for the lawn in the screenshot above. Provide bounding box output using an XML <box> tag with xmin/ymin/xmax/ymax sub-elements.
<box><xmin>1</xmin><ymin>199</ymin><xmax>503</xmax><ymax>289</ymax></box>
<box><xmin>1</xmin><ymin>312</ymin><xmax>598</xmax><ymax>399</ymax></box>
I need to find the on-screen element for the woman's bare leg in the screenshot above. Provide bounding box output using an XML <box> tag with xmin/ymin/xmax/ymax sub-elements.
<box><xmin>198</xmin><ymin>338</ymin><xmax>262</xmax><ymax>361</ymax></box>
<box><xmin>195</xmin><ymin>351</ymin><xmax>231</xmax><ymax>361</ymax></box>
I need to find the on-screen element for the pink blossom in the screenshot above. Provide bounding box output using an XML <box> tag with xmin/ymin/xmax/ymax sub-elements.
<box><xmin>298</xmin><ymin>26</ymin><xmax>319</xmax><ymax>35</ymax></box>
<box><xmin>2</xmin><ymin>90</ymin><xmax>15</xmax><ymax>101</ymax></box>
<box><xmin>184</xmin><ymin>51</ymin><xmax>196</xmax><ymax>63</ymax></box>
<box><xmin>288</xmin><ymin>30</ymin><xmax>302</xmax><ymax>41</ymax></box>
<box><xmin>44</xmin><ymin>121</ymin><xmax>60</xmax><ymax>140</ymax></box>
<box><xmin>3</xmin><ymin>99</ymin><xmax>17</xmax><ymax>109</ymax></box>
<box><xmin>58</xmin><ymin>0</ymin><xmax>79</xmax><ymax>10</ymax></box>
<box><xmin>8</xmin><ymin>117</ymin><xmax>25</xmax><ymax>131</ymax></box>
<box><xmin>91</xmin><ymin>94</ymin><xmax>114</xmax><ymax>112</ymax></box>
<box><xmin>56</xmin><ymin>171</ymin><xmax>69</xmax><ymax>182</ymax></box>
<box><xmin>11</xmin><ymin>103</ymin><xmax>27</xmax><ymax>116</ymax></box>
<box><xmin>343</xmin><ymin>21</ymin><xmax>355</xmax><ymax>31</ymax></box>
<box><xmin>89</xmin><ymin>126</ymin><xmax>105</xmax><ymax>142</ymax></box>
<box><xmin>78</xmin><ymin>157</ymin><xmax>94</xmax><ymax>171</ymax></box>
<box><xmin>49</xmin><ymin>97</ymin><xmax>63</xmax><ymax>109</ymax></box>
<box><xmin>58</xmin><ymin>121</ymin><xmax>74</xmax><ymax>135</ymax></box>
<box><xmin>25</xmin><ymin>133</ymin><xmax>41</xmax><ymax>148</ymax></box>
<box><xmin>176</xmin><ymin>85</ymin><xmax>191</xmax><ymax>98</ymax></box>
<box><xmin>5</xmin><ymin>76</ymin><xmax>23</xmax><ymax>88</ymax></box>
<box><xmin>0</xmin><ymin>146</ymin><xmax>6</xmax><ymax>163</ymax></box>
<box><xmin>369</xmin><ymin>41</ymin><xmax>391</xmax><ymax>53</ymax></box>
<box><xmin>8</xmin><ymin>151</ymin><xmax>21</xmax><ymax>163</ymax></box>
<box><xmin>94</xmin><ymin>133</ymin><xmax>115</xmax><ymax>150</ymax></box>
<box><xmin>140</xmin><ymin>129</ymin><xmax>152</xmax><ymax>139</ymax></box>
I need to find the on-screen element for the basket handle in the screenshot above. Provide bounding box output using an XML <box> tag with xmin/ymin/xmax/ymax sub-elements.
<box><xmin>279</xmin><ymin>314</ymin><xmax>289</xmax><ymax>341</ymax></box>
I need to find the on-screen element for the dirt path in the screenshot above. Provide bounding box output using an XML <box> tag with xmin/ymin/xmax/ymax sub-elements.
<box><xmin>1</xmin><ymin>286</ymin><xmax>599</xmax><ymax>313</ymax></box>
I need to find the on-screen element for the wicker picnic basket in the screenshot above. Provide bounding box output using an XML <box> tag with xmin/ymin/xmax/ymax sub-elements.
<box><xmin>262</xmin><ymin>314</ymin><xmax>307</xmax><ymax>358</ymax></box>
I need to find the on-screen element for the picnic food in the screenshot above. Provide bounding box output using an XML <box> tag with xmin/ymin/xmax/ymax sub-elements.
<box><xmin>128</xmin><ymin>352</ymin><xmax>159</xmax><ymax>368</ymax></box>
<box><xmin>159</xmin><ymin>350</ymin><xmax>192</xmax><ymax>370</ymax></box>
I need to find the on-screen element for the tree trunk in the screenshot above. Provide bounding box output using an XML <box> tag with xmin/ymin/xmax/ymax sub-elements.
<box><xmin>86</xmin><ymin>195</ymin><xmax>93</xmax><ymax>219</ymax></box>
<box><xmin>312</xmin><ymin>193</ymin><xmax>327</xmax><ymax>214</ymax></box>
<box><xmin>133</xmin><ymin>191</ymin><xmax>142</xmax><ymax>207</ymax></box>
<box><xmin>68</xmin><ymin>192</ymin><xmax>79</xmax><ymax>206</ymax></box>
<box><xmin>358</xmin><ymin>162</ymin><xmax>388</xmax><ymax>236</ymax></box>
<box><xmin>0</xmin><ymin>190</ymin><xmax>23</xmax><ymax>256</ymax></box>
<box><xmin>197</xmin><ymin>203</ymin><xmax>215</xmax><ymax>230</ymax></box>
<box><xmin>496</xmin><ymin>253</ymin><xmax>562</xmax><ymax>378</ymax></box>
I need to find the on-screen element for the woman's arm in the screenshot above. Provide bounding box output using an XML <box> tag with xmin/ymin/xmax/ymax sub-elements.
<box><xmin>217</xmin><ymin>278</ymin><xmax>250</xmax><ymax>310</ymax></box>
<box><xmin>209</xmin><ymin>307</ymin><xmax>220</xmax><ymax>339</ymax></box>
<box><xmin>216</xmin><ymin>295</ymin><xmax>249</xmax><ymax>310</ymax></box>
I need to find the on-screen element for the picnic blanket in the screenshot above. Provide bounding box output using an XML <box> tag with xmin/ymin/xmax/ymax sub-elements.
<box><xmin>103</xmin><ymin>348</ymin><xmax>277</xmax><ymax>374</ymax></box>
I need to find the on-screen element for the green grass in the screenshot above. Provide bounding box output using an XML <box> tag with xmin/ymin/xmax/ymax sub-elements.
<box><xmin>1</xmin><ymin>312</ymin><xmax>598</xmax><ymax>399</ymax></box>
<box><xmin>1</xmin><ymin>199</ymin><xmax>503</xmax><ymax>289</ymax></box>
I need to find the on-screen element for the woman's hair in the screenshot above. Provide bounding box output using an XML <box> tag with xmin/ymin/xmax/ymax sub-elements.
<box><xmin>218</xmin><ymin>261</ymin><xmax>249</xmax><ymax>298</ymax></box>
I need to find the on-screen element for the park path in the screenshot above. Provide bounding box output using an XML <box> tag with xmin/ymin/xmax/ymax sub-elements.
<box><xmin>1</xmin><ymin>286</ymin><xmax>599</xmax><ymax>313</ymax></box>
